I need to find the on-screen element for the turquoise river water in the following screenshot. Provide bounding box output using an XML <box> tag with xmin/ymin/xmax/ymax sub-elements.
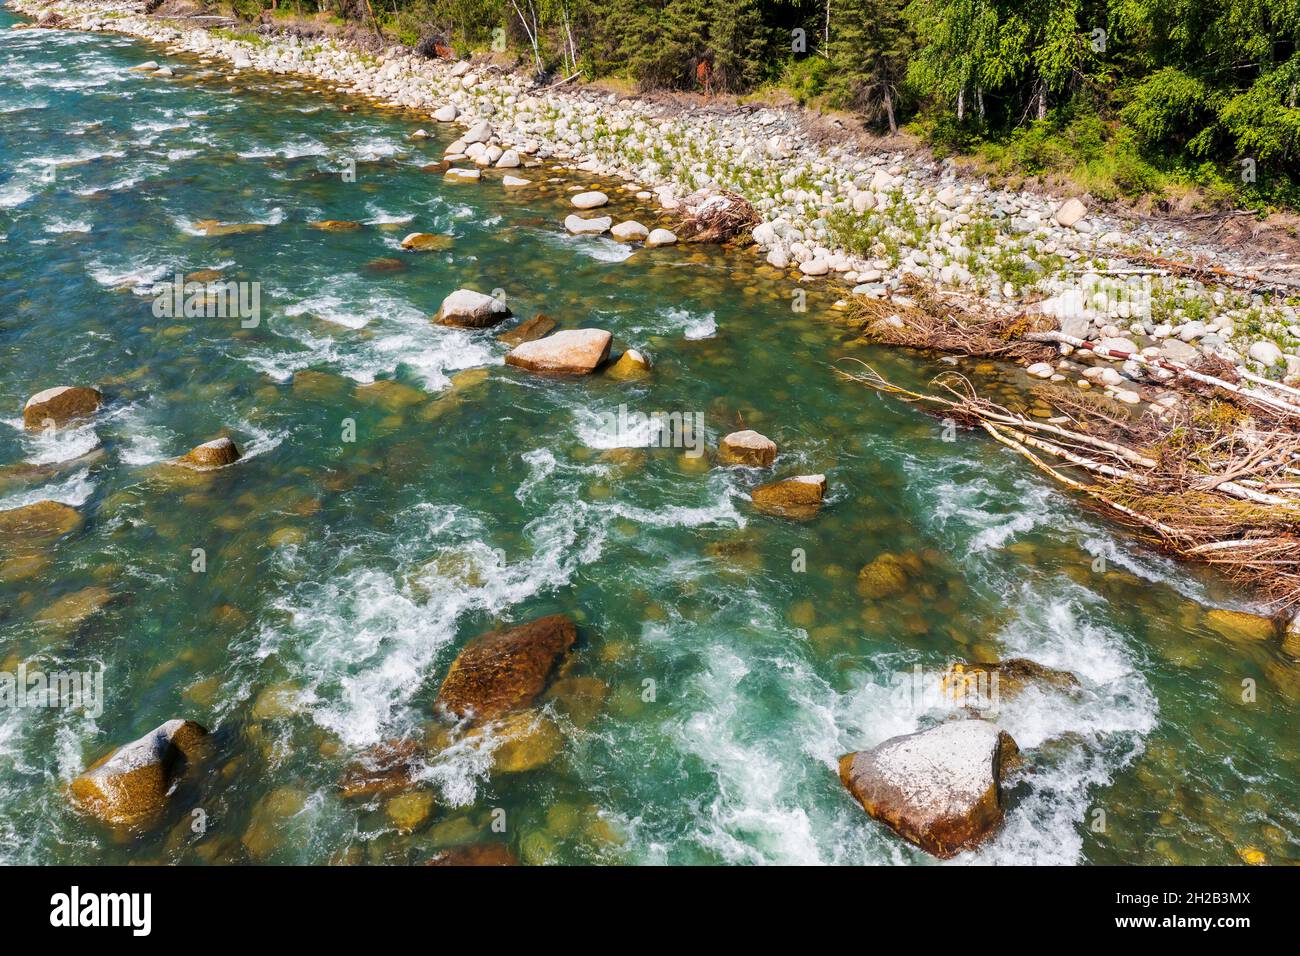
<box><xmin>1</xmin><ymin>11</ymin><xmax>1298</xmax><ymax>864</ymax></box>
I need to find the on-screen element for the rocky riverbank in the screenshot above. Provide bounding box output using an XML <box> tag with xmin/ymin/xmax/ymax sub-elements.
<box><xmin>11</xmin><ymin>0</ymin><xmax>1300</xmax><ymax>414</ymax></box>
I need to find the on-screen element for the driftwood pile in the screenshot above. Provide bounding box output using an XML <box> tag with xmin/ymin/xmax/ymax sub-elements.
<box><xmin>676</xmin><ymin>192</ymin><xmax>759</xmax><ymax>243</ymax></box>
<box><xmin>837</xmin><ymin>270</ymin><xmax>1300</xmax><ymax>608</ymax></box>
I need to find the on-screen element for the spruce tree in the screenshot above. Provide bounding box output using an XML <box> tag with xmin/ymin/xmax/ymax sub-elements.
<box><xmin>829</xmin><ymin>0</ymin><xmax>913</xmax><ymax>132</ymax></box>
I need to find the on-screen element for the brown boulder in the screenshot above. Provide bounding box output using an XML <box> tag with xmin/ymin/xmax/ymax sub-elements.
<box><xmin>839</xmin><ymin>719</ymin><xmax>1020</xmax><ymax>859</ymax></box>
<box><xmin>504</xmin><ymin>329</ymin><xmax>613</xmax><ymax>375</ymax></box>
<box><xmin>0</xmin><ymin>500</ymin><xmax>83</xmax><ymax>541</ymax></box>
<box><xmin>428</xmin><ymin>843</ymin><xmax>518</xmax><ymax>866</ymax></box>
<box><xmin>401</xmin><ymin>232</ymin><xmax>454</xmax><ymax>251</ymax></box>
<box><xmin>497</xmin><ymin>313</ymin><xmax>556</xmax><ymax>347</ymax></box>
<box><xmin>942</xmin><ymin>658</ymin><xmax>1080</xmax><ymax>700</ymax></box>
<box><xmin>70</xmin><ymin>719</ymin><xmax>208</xmax><ymax>827</ymax></box>
<box><xmin>23</xmin><ymin>386</ymin><xmax>103</xmax><ymax>429</ymax></box>
<box><xmin>339</xmin><ymin>739</ymin><xmax>422</xmax><ymax>799</ymax></box>
<box><xmin>435</xmin><ymin>614</ymin><xmax>576</xmax><ymax>722</ymax></box>
<box><xmin>192</xmin><ymin>220</ymin><xmax>266</xmax><ymax>237</ymax></box>
<box><xmin>177</xmin><ymin>437</ymin><xmax>241</xmax><ymax>470</ymax></box>
<box><xmin>309</xmin><ymin>220</ymin><xmax>361</xmax><ymax>232</ymax></box>
<box><xmin>750</xmin><ymin>474</ymin><xmax>826</xmax><ymax>520</ymax></box>
<box><xmin>718</xmin><ymin>430</ymin><xmax>776</xmax><ymax>467</ymax></box>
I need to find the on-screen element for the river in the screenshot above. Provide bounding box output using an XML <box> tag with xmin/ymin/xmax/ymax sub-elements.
<box><xmin>1</xmin><ymin>11</ymin><xmax>1296</xmax><ymax>865</ymax></box>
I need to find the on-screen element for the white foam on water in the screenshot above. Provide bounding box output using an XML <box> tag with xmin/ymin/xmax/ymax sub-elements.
<box><xmin>576</xmin><ymin>236</ymin><xmax>635</xmax><ymax>263</ymax></box>
<box><xmin>231</xmin><ymin>419</ymin><xmax>285</xmax><ymax>462</ymax></box>
<box><xmin>631</xmin><ymin>306</ymin><xmax>717</xmax><ymax>340</ymax></box>
<box><xmin>0</xmin><ymin>179</ymin><xmax>35</xmax><ymax>209</ymax></box>
<box><xmin>22</xmin><ymin>422</ymin><xmax>101</xmax><ymax>465</ymax></box>
<box><xmin>237</xmin><ymin>138</ymin><xmax>328</xmax><ymax>159</ymax></box>
<box><xmin>353</xmin><ymin>136</ymin><xmax>404</xmax><ymax>160</ymax></box>
<box><xmin>42</xmin><ymin>217</ymin><xmax>92</xmax><ymax>235</ymax></box>
<box><xmin>86</xmin><ymin>254</ymin><xmax>181</xmax><ymax>294</ymax></box>
<box><xmin>0</xmin><ymin>468</ymin><xmax>95</xmax><ymax>510</ymax></box>
<box><xmin>248</xmin><ymin>495</ymin><xmax>606</xmax><ymax>802</ymax></box>
<box><xmin>247</xmin><ymin>282</ymin><xmax>498</xmax><ymax>390</ymax></box>
<box><xmin>362</xmin><ymin>204</ymin><xmax>414</xmax><ymax>225</ymax></box>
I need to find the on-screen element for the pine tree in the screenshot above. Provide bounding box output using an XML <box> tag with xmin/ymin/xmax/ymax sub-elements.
<box><xmin>828</xmin><ymin>0</ymin><xmax>913</xmax><ymax>132</ymax></box>
<box><xmin>708</xmin><ymin>0</ymin><xmax>770</xmax><ymax>92</ymax></box>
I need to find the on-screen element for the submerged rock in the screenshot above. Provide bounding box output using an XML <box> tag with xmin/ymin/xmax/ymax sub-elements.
<box><xmin>401</xmin><ymin>231</ymin><xmax>453</xmax><ymax>251</ymax></box>
<box><xmin>309</xmin><ymin>220</ymin><xmax>361</xmax><ymax>232</ymax></box>
<box><xmin>839</xmin><ymin>719</ymin><xmax>1020</xmax><ymax>858</ymax></box>
<box><xmin>486</xmin><ymin>711</ymin><xmax>564</xmax><ymax>772</ymax></box>
<box><xmin>497</xmin><ymin>313</ymin><xmax>556</xmax><ymax>346</ymax></box>
<box><xmin>856</xmin><ymin>552</ymin><xmax>915</xmax><ymax>599</ymax></box>
<box><xmin>339</xmin><ymin>739</ymin><xmax>422</xmax><ymax>799</ymax></box>
<box><xmin>434</xmin><ymin>288</ymin><xmax>511</xmax><ymax>328</ymax></box>
<box><xmin>0</xmin><ymin>500</ymin><xmax>83</xmax><ymax>541</ymax></box>
<box><xmin>505</xmin><ymin>329</ymin><xmax>613</xmax><ymax>375</ymax></box>
<box><xmin>427</xmin><ymin>843</ymin><xmax>519</xmax><ymax>866</ymax></box>
<box><xmin>1204</xmin><ymin>608</ymin><xmax>1275</xmax><ymax>643</ymax></box>
<box><xmin>71</xmin><ymin>719</ymin><xmax>208</xmax><ymax>827</ymax></box>
<box><xmin>192</xmin><ymin>219</ymin><xmax>266</xmax><ymax>237</ymax></box>
<box><xmin>177</xmin><ymin>437</ymin><xmax>241</xmax><ymax>470</ymax></box>
<box><xmin>23</xmin><ymin>386</ymin><xmax>102</xmax><ymax>429</ymax></box>
<box><xmin>34</xmin><ymin>585</ymin><xmax>113</xmax><ymax>629</ymax></box>
<box><xmin>718</xmin><ymin>430</ymin><xmax>776</xmax><ymax>467</ymax></box>
<box><xmin>435</xmin><ymin>614</ymin><xmax>577</xmax><ymax>722</ymax></box>
<box><xmin>502</xmin><ymin>174</ymin><xmax>531</xmax><ymax>188</ymax></box>
<box><xmin>385</xmin><ymin>790</ymin><xmax>436</xmax><ymax>832</ymax></box>
<box><xmin>750</xmin><ymin>474</ymin><xmax>826</xmax><ymax>520</ymax></box>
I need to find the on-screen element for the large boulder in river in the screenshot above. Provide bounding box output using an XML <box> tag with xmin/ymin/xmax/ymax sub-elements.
<box><xmin>718</xmin><ymin>430</ymin><xmax>776</xmax><ymax>467</ymax></box>
<box><xmin>23</xmin><ymin>386</ymin><xmax>102</xmax><ymax>429</ymax></box>
<box><xmin>750</xmin><ymin>474</ymin><xmax>826</xmax><ymax>520</ymax></box>
<box><xmin>177</xmin><ymin>437</ymin><xmax>241</xmax><ymax>470</ymax></box>
<box><xmin>839</xmin><ymin>719</ymin><xmax>1020</xmax><ymax>859</ymax></box>
<box><xmin>434</xmin><ymin>289</ymin><xmax>511</xmax><ymax>328</ymax></box>
<box><xmin>70</xmin><ymin>719</ymin><xmax>208</xmax><ymax>827</ymax></box>
<box><xmin>435</xmin><ymin>614</ymin><xmax>577</xmax><ymax>722</ymax></box>
<box><xmin>505</xmin><ymin>329</ymin><xmax>613</xmax><ymax>375</ymax></box>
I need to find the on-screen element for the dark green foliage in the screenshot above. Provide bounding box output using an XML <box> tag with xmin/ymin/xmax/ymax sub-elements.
<box><xmin>216</xmin><ymin>0</ymin><xmax>1300</xmax><ymax>205</ymax></box>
